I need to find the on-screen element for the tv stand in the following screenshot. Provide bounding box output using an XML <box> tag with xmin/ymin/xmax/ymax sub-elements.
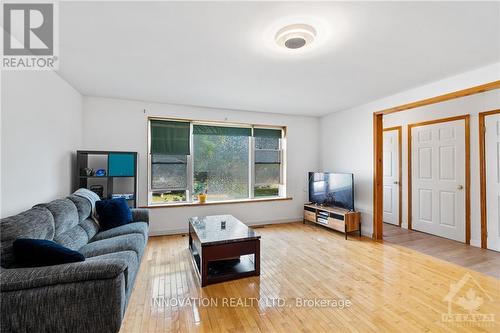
<box><xmin>303</xmin><ymin>204</ymin><xmax>361</xmax><ymax>239</ymax></box>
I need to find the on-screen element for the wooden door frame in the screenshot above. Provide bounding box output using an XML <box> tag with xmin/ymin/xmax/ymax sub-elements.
<box><xmin>407</xmin><ymin>115</ymin><xmax>471</xmax><ymax>244</ymax></box>
<box><xmin>383</xmin><ymin>126</ymin><xmax>402</xmax><ymax>227</ymax></box>
<box><xmin>479</xmin><ymin>109</ymin><xmax>500</xmax><ymax>249</ymax></box>
<box><xmin>372</xmin><ymin>80</ymin><xmax>500</xmax><ymax>241</ymax></box>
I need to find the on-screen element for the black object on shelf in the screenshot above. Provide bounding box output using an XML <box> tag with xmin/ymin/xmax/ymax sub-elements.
<box><xmin>75</xmin><ymin>150</ymin><xmax>138</xmax><ymax>208</ymax></box>
<box><xmin>89</xmin><ymin>185</ymin><xmax>104</xmax><ymax>199</ymax></box>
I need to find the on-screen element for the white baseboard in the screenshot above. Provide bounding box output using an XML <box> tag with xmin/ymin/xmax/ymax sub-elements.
<box><xmin>148</xmin><ymin>217</ymin><xmax>302</xmax><ymax>237</ymax></box>
<box><xmin>247</xmin><ymin>217</ymin><xmax>301</xmax><ymax>226</ymax></box>
<box><xmin>149</xmin><ymin>228</ymin><xmax>188</xmax><ymax>236</ymax></box>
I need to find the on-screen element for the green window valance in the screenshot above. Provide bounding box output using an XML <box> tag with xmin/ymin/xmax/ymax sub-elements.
<box><xmin>150</xmin><ymin>120</ymin><xmax>190</xmax><ymax>155</ymax></box>
<box><xmin>253</xmin><ymin>128</ymin><xmax>282</xmax><ymax>138</ymax></box>
<box><xmin>193</xmin><ymin>125</ymin><xmax>251</xmax><ymax>137</ymax></box>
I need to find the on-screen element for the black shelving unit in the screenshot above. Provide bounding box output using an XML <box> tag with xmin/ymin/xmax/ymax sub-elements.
<box><xmin>75</xmin><ymin>150</ymin><xmax>138</xmax><ymax>208</ymax></box>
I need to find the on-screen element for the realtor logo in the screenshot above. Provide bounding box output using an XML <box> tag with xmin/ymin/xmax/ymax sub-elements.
<box><xmin>442</xmin><ymin>273</ymin><xmax>495</xmax><ymax>327</ymax></box>
<box><xmin>2</xmin><ymin>2</ymin><xmax>58</xmax><ymax>70</ymax></box>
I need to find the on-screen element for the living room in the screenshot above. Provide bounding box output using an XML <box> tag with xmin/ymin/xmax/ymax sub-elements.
<box><xmin>1</xmin><ymin>1</ymin><xmax>499</xmax><ymax>332</ymax></box>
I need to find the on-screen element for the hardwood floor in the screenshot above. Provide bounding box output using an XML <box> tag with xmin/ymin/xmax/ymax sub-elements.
<box><xmin>120</xmin><ymin>222</ymin><xmax>500</xmax><ymax>333</ymax></box>
<box><xmin>383</xmin><ymin>223</ymin><xmax>500</xmax><ymax>278</ymax></box>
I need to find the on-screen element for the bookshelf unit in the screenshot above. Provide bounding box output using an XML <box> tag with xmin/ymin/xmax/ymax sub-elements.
<box><xmin>75</xmin><ymin>150</ymin><xmax>138</xmax><ymax>208</ymax></box>
<box><xmin>303</xmin><ymin>204</ymin><xmax>361</xmax><ymax>239</ymax></box>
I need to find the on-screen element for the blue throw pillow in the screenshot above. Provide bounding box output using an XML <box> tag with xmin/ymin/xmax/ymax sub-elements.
<box><xmin>13</xmin><ymin>239</ymin><xmax>85</xmax><ymax>267</ymax></box>
<box><xmin>95</xmin><ymin>198</ymin><xmax>132</xmax><ymax>231</ymax></box>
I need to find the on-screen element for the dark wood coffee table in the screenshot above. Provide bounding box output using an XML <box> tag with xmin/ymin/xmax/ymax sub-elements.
<box><xmin>188</xmin><ymin>215</ymin><xmax>261</xmax><ymax>287</ymax></box>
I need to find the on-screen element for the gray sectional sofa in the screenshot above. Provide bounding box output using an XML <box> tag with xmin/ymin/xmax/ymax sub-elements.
<box><xmin>0</xmin><ymin>192</ymin><xmax>149</xmax><ymax>333</ymax></box>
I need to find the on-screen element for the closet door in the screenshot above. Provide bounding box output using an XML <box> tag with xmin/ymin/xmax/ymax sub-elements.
<box><xmin>412</xmin><ymin>119</ymin><xmax>465</xmax><ymax>242</ymax></box>
<box><xmin>383</xmin><ymin>129</ymin><xmax>399</xmax><ymax>225</ymax></box>
<box><xmin>486</xmin><ymin>114</ymin><xmax>500</xmax><ymax>251</ymax></box>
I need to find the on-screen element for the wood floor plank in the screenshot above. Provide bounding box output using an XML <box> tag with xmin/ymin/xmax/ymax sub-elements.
<box><xmin>121</xmin><ymin>222</ymin><xmax>500</xmax><ymax>332</ymax></box>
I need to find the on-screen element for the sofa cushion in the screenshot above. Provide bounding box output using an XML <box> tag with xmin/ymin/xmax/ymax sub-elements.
<box><xmin>13</xmin><ymin>239</ymin><xmax>85</xmax><ymax>267</ymax></box>
<box><xmin>35</xmin><ymin>198</ymin><xmax>94</xmax><ymax>250</ymax></box>
<box><xmin>79</xmin><ymin>234</ymin><xmax>144</xmax><ymax>260</ymax></box>
<box><xmin>86</xmin><ymin>251</ymin><xmax>139</xmax><ymax>297</ymax></box>
<box><xmin>96</xmin><ymin>198</ymin><xmax>132</xmax><ymax>231</ymax></box>
<box><xmin>0</xmin><ymin>207</ymin><xmax>55</xmax><ymax>268</ymax></box>
<box><xmin>92</xmin><ymin>222</ymin><xmax>148</xmax><ymax>243</ymax></box>
<box><xmin>67</xmin><ymin>195</ymin><xmax>92</xmax><ymax>222</ymax></box>
<box><xmin>36</xmin><ymin>199</ymin><xmax>79</xmax><ymax>237</ymax></box>
<box><xmin>80</xmin><ymin>217</ymin><xmax>99</xmax><ymax>240</ymax></box>
<box><xmin>54</xmin><ymin>225</ymin><xmax>91</xmax><ymax>251</ymax></box>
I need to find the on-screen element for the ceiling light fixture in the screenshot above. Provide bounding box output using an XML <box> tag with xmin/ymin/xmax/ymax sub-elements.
<box><xmin>275</xmin><ymin>24</ymin><xmax>317</xmax><ymax>50</ymax></box>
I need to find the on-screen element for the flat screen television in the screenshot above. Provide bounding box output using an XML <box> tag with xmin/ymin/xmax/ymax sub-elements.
<box><xmin>308</xmin><ymin>172</ymin><xmax>354</xmax><ymax>211</ymax></box>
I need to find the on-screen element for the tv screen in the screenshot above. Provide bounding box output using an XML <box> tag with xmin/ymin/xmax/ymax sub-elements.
<box><xmin>308</xmin><ymin>172</ymin><xmax>354</xmax><ymax>210</ymax></box>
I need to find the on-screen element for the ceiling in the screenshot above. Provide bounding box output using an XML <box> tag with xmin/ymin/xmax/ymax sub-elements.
<box><xmin>57</xmin><ymin>1</ymin><xmax>500</xmax><ymax>116</ymax></box>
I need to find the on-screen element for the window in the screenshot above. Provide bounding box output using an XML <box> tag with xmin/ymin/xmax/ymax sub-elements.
<box><xmin>148</xmin><ymin>119</ymin><xmax>285</xmax><ymax>205</ymax></box>
<box><xmin>254</xmin><ymin>129</ymin><xmax>282</xmax><ymax>197</ymax></box>
<box><xmin>149</xmin><ymin>120</ymin><xmax>190</xmax><ymax>203</ymax></box>
<box><xmin>193</xmin><ymin>125</ymin><xmax>251</xmax><ymax>201</ymax></box>
<box><xmin>151</xmin><ymin>155</ymin><xmax>187</xmax><ymax>202</ymax></box>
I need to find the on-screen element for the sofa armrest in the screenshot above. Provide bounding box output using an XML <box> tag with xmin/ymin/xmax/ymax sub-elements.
<box><xmin>1</xmin><ymin>261</ymin><xmax>127</xmax><ymax>333</ymax></box>
<box><xmin>0</xmin><ymin>258</ymin><xmax>127</xmax><ymax>292</ymax></box>
<box><xmin>131</xmin><ymin>208</ymin><xmax>149</xmax><ymax>224</ymax></box>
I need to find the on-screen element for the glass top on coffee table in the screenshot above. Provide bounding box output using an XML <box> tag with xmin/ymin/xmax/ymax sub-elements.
<box><xmin>188</xmin><ymin>215</ymin><xmax>260</xmax><ymax>246</ymax></box>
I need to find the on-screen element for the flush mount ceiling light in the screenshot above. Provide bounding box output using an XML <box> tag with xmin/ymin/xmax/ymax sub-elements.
<box><xmin>275</xmin><ymin>24</ymin><xmax>317</xmax><ymax>50</ymax></box>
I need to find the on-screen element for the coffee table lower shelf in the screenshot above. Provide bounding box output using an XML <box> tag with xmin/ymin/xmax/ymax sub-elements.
<box><xmin>189</xmin><ymin>238</ymin><xmax>260</xmax><ymax>287</ymax></box>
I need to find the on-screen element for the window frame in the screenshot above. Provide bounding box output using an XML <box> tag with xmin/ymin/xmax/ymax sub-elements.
<box><xmin>147</xmin><ymin>117</ymin><xmax>287</xmax><ymax>206</ymax></box>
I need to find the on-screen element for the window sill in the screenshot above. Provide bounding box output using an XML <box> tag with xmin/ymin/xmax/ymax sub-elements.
<box><xmin>141</xmin><ymin>196</ymin><xmax>293</xmax><ymax>208</ymax></box>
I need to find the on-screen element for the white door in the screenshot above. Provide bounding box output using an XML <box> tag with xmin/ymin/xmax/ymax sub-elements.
<box><xmin>486</xmin><ymin>114</ymin><xmax>500</xmax><ymax>251</ymax></box>
<box><xmin>412</xmin><ymin>119</ymin><xmax>466</xmax><ymax>242</ymax></box>
<box><xmin>383</xmin><ymin>130</ymin><xmax>399</xmax><ymax>225</ymax></box>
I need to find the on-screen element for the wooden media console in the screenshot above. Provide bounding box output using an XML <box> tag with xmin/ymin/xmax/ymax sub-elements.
<box><xmin>303</xmin><ymin>204</ymin><xmax>361</xmax><ymax>239</ymax></box>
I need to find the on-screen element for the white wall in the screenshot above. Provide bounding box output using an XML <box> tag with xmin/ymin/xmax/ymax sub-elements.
<box><xmin>320</xmin><ymin>63</ymin><xmax>500</xmax><ymax>240</ymax></box>
<box><xmin>1</xmin><ymin>71</ymin><xmax>83</xmax><ymax>217</ymax></box>
<box><xmin>82</xmin><ymin>97</ymin><xmax>320</xmax><ymax>235</ymax></box>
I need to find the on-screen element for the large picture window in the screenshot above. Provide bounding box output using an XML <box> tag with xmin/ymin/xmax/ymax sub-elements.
<box><xmin>148</xmin><ymin>119</ymin><xmax>285</xmax><ymax>205</ymax></box>
<box><xmin>193</xmin><ymin>125</ymin><xmax>251</xmax><ymax>201</ymax></box>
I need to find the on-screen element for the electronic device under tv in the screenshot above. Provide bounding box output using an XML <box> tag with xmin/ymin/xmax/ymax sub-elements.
<box><xmin>308</xmin><ymin>172</ymin><xmax>354</xmax><ymax>211</ymax></box>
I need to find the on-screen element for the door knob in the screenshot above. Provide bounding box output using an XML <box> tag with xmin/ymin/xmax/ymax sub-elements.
<box><xmin>457</xmin><ymin>185</ymin><xmax>464</xmax><ymax>190</ymax></box>
<box><xmin>393</xmin><ymin>181</ymin><xmax>399</xmax><ymax>185</ymax></box>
